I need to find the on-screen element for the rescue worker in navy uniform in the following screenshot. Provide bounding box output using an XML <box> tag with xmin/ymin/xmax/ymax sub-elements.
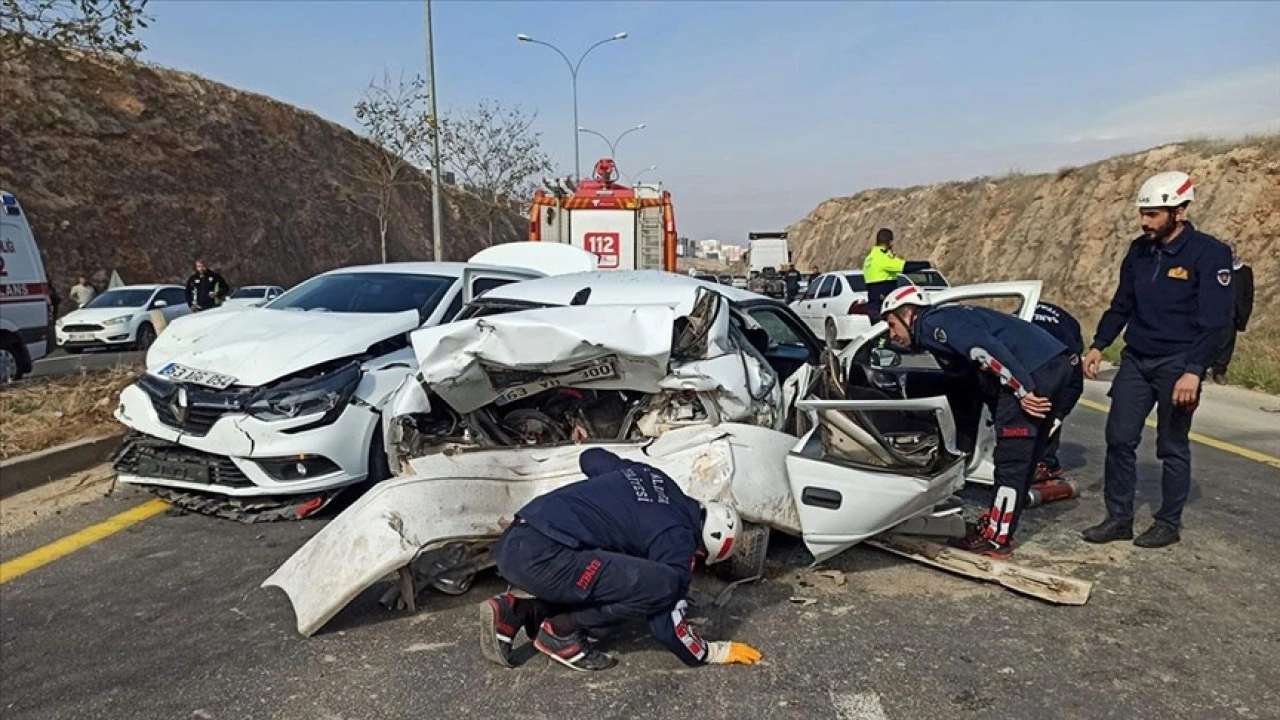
<box><xmin>881</xmin><ymin>286</ymin><xmax>1073</xmax><ymax>558</ymax></box>
<box><xmin>479</xmin><ymin>447</ymin><xmax>763</xmax><ymax>671</ymax></box>
<box><xmin>1081</xmin><ymin>172</ymin><xmax>1234</xmax><ymax>549</ymax></box>
<box><xmin>1030</xmin><ymin>300</ymin><xmax>1085</xmax><ymax>483</ymax></box>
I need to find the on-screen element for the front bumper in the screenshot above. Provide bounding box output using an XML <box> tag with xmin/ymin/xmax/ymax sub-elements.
<box><xmin>113</xmin><ymin>382</ymin><xmax>378</xmax><ymax>496</ymax></box>
<box><xmin>56</xmin><ymin>325</ymin><xmax>134</xmax><ymax>348</ymax></box>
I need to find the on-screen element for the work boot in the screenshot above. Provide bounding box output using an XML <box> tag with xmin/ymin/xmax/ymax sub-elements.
<box><xmin>1134</xmin><ymin>522</ymin><xmax>1181</xmax><ymax>549</ymax></box>
<box><xmin>1081</xmin><ymin>517</ymin><xmax>1133</xmax><ymax>544</ymax></box>
<box><xmin>478</xmin><ymin>592</ymin><xmax>522</xmax><ymax>668</ymax></box>
<box><xmin>533</xmin><ymin>620</ymin><xmax>618</xmax><ymax>672</ymax></box>
<box><xmin>1034</xmin><ymin>462</ymin><xmax>1063</xmax><ymax>484</ymax></box>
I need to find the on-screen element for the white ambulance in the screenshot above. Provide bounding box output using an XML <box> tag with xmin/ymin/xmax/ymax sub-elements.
<box><xmin>0</xmin><ymin>190</ymin><xmax>53</xmax><ymax>382</ymax></box>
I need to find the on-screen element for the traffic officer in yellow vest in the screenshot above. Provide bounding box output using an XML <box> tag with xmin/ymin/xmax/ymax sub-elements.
<box><xmin>864</xmin><ymin>228</ymin><xmax>931</xmax><ymax>323</ymax></box>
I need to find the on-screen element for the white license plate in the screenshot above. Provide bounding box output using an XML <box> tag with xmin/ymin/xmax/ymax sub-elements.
<box><xmin>492</xmin><ymin>357</ymin><xmax>620</xmax><ymax>407</ymax></box>
<box><xmin>68</xmin><ymin>333</ymin><xmax>96</xmax><ymax>342</ymax></box>
<box><xmin>155</xmin><ymin>363</ymin><xmax>238</xmax><ymax>390</ymax></box>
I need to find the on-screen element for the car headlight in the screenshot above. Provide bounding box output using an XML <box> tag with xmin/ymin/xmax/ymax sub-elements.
<box><xmin>246</xmin><ymin>362</ymin><xmax>362</xmax><ymax>422</ymax></box>
<box><xmin>55</xmin><ymin>318</ymin><xmax>64</xmax><ymax>328</ymax></box>
<box><xmin>103</xmin><ymin>315</ymin><xmax>130</xmax><ymax>326</ymax></box>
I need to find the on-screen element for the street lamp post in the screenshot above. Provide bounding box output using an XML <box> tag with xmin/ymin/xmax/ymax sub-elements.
<box><xmin>516</xmin><ymin>31</ymin><xmax>628</xmax><ymax>180</ymax></box>
<box><xmin>424</xmin><ymin>0</ymin><xmax>445</xmax><ymax>261</ymax></box>
<box><xmin>578</xmin><ymin>123</ymin><xmax>645</xmax><ymax>165</ymax></box>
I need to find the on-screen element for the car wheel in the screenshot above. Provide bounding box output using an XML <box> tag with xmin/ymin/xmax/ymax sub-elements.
<box><xmin>134</xmin><ymin>323</ymin><xmax>156</xmax><ymax>351</ymax></box>
<box><xmin>0</xmin><ymin>340</ymin><xmax>21</xmax><ymax>383</ymax></box>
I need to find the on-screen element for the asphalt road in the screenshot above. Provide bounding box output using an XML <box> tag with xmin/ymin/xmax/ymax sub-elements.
<box><xmin>30</xmin><ymin>348</ymin><xmax>144</xmax><ymax>379</ymax></box>
<box><xmin>2</xmin><ymin>403</ymin><xmax>1279</xmax><ymax>719</ymax></box>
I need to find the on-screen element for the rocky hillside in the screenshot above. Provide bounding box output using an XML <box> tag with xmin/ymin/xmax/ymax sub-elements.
<box><xmin>787</xmin><ymin>138</ymin><xmax>1280</xmax><ymax>334</ymax></box>
<box><xmin>0</xmin><ymin>46</ymin><xmax>523</xmax><ymax>296</ymax></box>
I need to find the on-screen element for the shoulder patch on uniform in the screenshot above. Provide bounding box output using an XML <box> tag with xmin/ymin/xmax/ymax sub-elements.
<box><xmin>1167</xmin><ymin>266</ymin><xmax>1189</xmax><ymax>280</ymax></box>
<box><xmin>1217</xmin><ymin>269</ymin><xmax>1232</xmax><ymax>287</ymax></box>
<box><xmin>933</xmin><ymin>327</ymin><xmax>947</xmax><ymax>344</ymax></box>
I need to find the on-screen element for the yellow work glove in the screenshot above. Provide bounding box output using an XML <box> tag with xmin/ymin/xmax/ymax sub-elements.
<box><xmin>706</xmin><ymin>641</ymin><xmax>763</xmax><ymax>665</ymax></box>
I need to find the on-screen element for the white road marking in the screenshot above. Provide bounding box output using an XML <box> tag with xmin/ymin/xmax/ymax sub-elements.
<box><xmin>831</xmin><ymin>690</ymin><xmax>890</xmax><ymax>720</ymax></box>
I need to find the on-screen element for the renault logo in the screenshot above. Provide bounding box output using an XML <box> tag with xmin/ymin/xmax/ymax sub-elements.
<box><xmin>169</xmin><ymin>386</ymin><xmax>189</xmax><ymax>426</ymax></box>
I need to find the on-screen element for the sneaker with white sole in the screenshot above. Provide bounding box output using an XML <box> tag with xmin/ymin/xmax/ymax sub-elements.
<box><xmin>532</xmin><ymin>620</ymin><xmax>618</xmax><ymax>671</ymax></box>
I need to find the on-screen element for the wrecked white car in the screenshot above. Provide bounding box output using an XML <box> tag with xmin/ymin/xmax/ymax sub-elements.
<box><xmin>112</xmin><ymin>243</ymin><xmax>597</xmax><ymax>521</ymax></box>
<box><xmin>264</xmin><ymin>271</ymin><xmax>1043</xmax><ymax>636</ymax></box>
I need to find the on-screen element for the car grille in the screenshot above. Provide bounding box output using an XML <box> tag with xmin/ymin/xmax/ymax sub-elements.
<box><xmin>113</xmin><ymin>432</ymin><xmax>253</xmax><ymax>488</ymax></box>
<box><xmin>137</xmin><ymin>374</ymin><xmax>253</xmax><ymax>437</ymax></box>
<box><xmin>61</xmin><ymin>324</ymin><xmax>103</xmax><ymax>333</ymax></box>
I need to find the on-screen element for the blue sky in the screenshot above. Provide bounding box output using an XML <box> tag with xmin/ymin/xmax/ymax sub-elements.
<box><xmin>141</xmin><ymin>1</ymin><xmax>1280</xmax><ymax>244</ymax></box>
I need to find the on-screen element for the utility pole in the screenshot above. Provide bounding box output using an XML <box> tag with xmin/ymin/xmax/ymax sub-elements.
<box><xmin>425</xmin><ymin>0</ymin><xmax>445</xmax><ymax>261</ymax></box>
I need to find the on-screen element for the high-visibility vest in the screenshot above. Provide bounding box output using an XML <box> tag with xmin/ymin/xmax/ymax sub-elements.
<box><xmin>863</xmin><ymin>245</ymin><xmax>906</xmax><ymax>283</ymax></box>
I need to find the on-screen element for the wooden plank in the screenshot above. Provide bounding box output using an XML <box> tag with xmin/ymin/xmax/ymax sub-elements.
<box><xmin>866</xmin><ymin>534</ymin><xmax>1093</xmax><ymax>606</ymax></box>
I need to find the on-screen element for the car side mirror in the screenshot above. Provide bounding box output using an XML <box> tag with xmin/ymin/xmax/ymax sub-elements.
<box><xmin>871</xmin><ymin>347</ymin><xmax>901</xmax><ymax>368</ymax></box>
<box><xmin>152</xmin><ymin>300</ymin><xmax>169</xmax><ymax>309</ymax></box>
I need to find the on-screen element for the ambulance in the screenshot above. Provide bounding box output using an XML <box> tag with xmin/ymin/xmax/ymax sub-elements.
<box><xmin>527</xmin><ymin>158</ymin><xmax>678</xmax><ymax>272</ymax></box>
<box><xmin>0</xmin><ymin>190</ymin><xmax>52</xmax><ymax>382</ymax></box>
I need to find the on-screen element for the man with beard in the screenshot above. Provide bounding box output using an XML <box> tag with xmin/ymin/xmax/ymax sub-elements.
<box><xmin>1081</xmin><ymin>172</ymin><xmax>1233</xmax><ymax>549</ymax></box>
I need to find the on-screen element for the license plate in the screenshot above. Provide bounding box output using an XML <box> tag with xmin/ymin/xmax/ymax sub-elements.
<box><xmin>156</xmin><ymin>363</ymin><xmax>238</xmax><ymax>390</ymax></box>
<box><xmin>492</xmin><ymin>356</ymin><xmax>620</xmax><ymax>407</ymax></box>
<box><xmin>136</xmin><ymin>456</ymin><xmax>211</xmax><ymax>484</ymax></box>
<box><xmin>68</xmin><ymin>333</ymin><xmax>96</xmax><ymax>342</ymax></box>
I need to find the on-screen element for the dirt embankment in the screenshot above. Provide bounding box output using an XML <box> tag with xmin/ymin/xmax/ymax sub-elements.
<box><xmin>0</xmin><ymin>45</ymin><xmax>523</xmax><ymax>297</ymax></box>
<box><xmin>786</xmin><ymin>137</ymin><xmax>1280</xmax><ymax>336</ymax></box>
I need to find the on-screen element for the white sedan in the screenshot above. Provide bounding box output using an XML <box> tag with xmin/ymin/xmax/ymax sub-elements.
<box><xmin>792</xmin><ymin>268</ymin><xmax>951</xmax><ymax>344</ymax></box>
<box><xmin>264</xmin><ymin>271</ymin><xmax>1043</xmax><ymax>636</ymax></box>
<box><xmin>221</xmin><ymin>285</ymin><xmax>286</xmax><ymax>309</ymax></box>
<box><xmin>56</xmin><ymin>284</ymin><xmax>191</xmax><ymax>352</ymax></box>
<box><xmin>112</xmin><ymin>243</ymin><xmax>596</xmax><ymax>522</ymax></box>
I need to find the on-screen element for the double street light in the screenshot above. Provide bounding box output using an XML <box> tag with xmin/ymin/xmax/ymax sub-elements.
<box><xmin>578</xmin><ymin>123</ymin><xmax>646</xmax><ymax>165</ymax></box>
<box><xmin>516</xmin><ymin>31</ymin><xmax>628</xmax><ymax>180</ymax></box>
<box><xmin>626</xmin><ymin>165</ymin><xmax>659</xmax><ymax>185</ymax></box>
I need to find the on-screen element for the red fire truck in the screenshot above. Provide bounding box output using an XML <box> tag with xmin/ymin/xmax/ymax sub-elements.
<box><xmin>527</xmin><ymin>158</ymin><xmax>678</xmax><ymax>272</ymax></box>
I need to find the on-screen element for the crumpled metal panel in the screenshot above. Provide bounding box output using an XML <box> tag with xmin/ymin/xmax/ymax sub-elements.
<box><xmin>262</xmin><ymin>423</ymin><xmax>799</xmax><ymax>637</ymax></box>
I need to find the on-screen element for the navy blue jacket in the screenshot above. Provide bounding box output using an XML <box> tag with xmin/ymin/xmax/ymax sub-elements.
<box><xmin>516</xmin><ymin>448</ymin><xmax>708</xmax><ymax>666</ymax></box>
<box><xmin>1092</xmin><ymin>222</ymin><xmax>1233</xmax><ymax>375</ymax></box>
<box><xmin>913</xmin><ymin>305</ymin><xmax>1067</xmax><ymax>396</ymax></box>
<box><xmin>1032</xmin><ymin>301</ymin><xmax>1084</xmax><ymax>356</ymax></box>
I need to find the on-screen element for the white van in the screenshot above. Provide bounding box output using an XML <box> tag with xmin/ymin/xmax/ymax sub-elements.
<box><xmin>0</xmin><ymin>190</ymin><xmax>52</xmax><ymax>382</ymax></box>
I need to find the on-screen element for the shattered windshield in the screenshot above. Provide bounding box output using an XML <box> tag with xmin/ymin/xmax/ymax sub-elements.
<box><xmin>269</xmin><ymin>272</ymin><xmax>454</xmax><ymax>314</ymax></box>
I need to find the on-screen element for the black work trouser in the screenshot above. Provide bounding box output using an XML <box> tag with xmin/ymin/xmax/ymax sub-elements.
<box><xmin>493</xmin><ymin>521</ymin><xmax>683</xmax><ymax>638</ymax></box>
<box><xmin>1041</xmin><ymin>354</ymin><xmax>1084</xmax><ymax>470</ymax></box>
<box><xmin>983</xmin><ymin>354</ymin><xmax>1073</xmax><ymax>545</ymax></box>
<box><xmin>1103</xmin><ymin>350</ymin><xmax>1197</xmax><ymax>529</ymax></box>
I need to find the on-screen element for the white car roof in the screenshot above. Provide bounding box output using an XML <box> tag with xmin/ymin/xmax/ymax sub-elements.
<box><xmin>106</xmin><ymin>284</ymin><xmax>181</xmax><ymax>291</ymax></box>
<box><xmin>315</xmin><ymin>261</ymin><xmax>531</xmax><ymax>278</ymax></box>
<box><xmin>478</xmin><ymin>270</ymin><xmax>765</xmax><ymax>307</ymax></box>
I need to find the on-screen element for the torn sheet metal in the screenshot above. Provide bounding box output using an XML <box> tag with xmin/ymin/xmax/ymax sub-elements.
<box><xmin>262</xmin><ymin>423</ymin><xmax>798</xmax><ymax>637</ymax></box>
<box><xmin>408</xmin><ymin>304</ymin><xmax>678</xmax><ymax>414</ymax></box>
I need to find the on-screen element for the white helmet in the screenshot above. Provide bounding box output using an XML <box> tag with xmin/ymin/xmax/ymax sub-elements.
<box><xmin>1136</xmin><ymin>171</ymin><xmax>1194</xmax><ymax>208</ymax></box>
<box><xmin>880</xmin><ymin>284</ymin><xmax>932</xmax><ymax>317</ymax></box>
<box><xmin>701</xmin><ymin>501</ymin><xmax>739</xmax><ymax>565</ymax></box>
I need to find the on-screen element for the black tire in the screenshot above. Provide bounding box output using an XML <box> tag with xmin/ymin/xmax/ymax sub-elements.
<box><xmin>134</xmin><ymin>323</ymin><xmax>156</xmax><ymax>351</ymax></box>
<box><xmin>0</xmin><ymin>338</ymin><xmax>22</xmax><ymax>383</ymax></box>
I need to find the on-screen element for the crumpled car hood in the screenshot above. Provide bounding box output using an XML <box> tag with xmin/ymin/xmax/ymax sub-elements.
<box><xmin>146</xmin><ymin>308</ymin><xmax>420</xmax><ymax>387</ymax></box>
<box><xmin>408</xmin><ymin>304</ymin><xmax>676</xmax><ymax>414</ymax></box>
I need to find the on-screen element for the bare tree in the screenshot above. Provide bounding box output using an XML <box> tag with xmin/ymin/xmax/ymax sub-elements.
<box><xmin>436</xmin><ymin>99</ymin><xmax>554</xmax><ymax>244</ymax></box>
<box><xmin>345</xmin><ymin>71</ymin><xmax>433</xmax><ymax>263</ymax></box>
<box><xmin>0</xmin><ymin>0</ymin><xmax>152</xmax><ymax>62</ymax></box>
